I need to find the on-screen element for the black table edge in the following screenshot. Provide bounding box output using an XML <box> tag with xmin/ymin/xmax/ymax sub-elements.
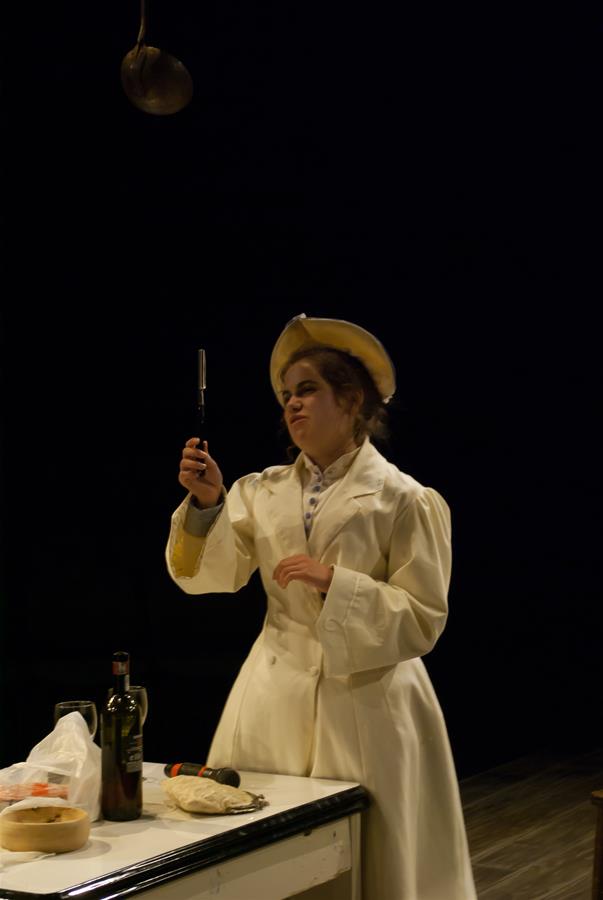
<box><xmin>0</xmin><ymin>785</ymin><xmax>370</xmax><ymax>900</ymax></box>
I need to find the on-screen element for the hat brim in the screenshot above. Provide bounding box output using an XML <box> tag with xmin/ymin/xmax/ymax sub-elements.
<box><xmin>270</xmin><ymin>314</ymin><xmax>396</xmax><ymax>405</ymax></box>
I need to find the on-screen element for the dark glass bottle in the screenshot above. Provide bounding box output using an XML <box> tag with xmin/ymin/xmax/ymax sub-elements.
<box><xmin>101</xmin><ymin>651</ymin><xmax>143</xmax><ymax>821</ymax></box>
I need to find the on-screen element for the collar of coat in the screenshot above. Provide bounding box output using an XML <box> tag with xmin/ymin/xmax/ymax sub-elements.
<box><xmin>259</xmin><ymin>438</ymin><xmax>388</xmax><ymax>558</ymax></box>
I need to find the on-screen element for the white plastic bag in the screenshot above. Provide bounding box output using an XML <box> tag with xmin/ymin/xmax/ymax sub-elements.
<box><xmin>0</xmin><ymin>712</ymin><xmax>101</xmax><ymax>821</ymax></box>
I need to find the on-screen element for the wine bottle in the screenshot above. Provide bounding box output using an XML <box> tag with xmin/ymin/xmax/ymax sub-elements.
<box><xmin>101</xmin><ymin>650</ymin><xmax>143</xmax><ymax>821</ymax></box>
<box><xmin>163</xmin><ymin>762</ymin><xmax>240</xmax><ymax>787</ymax></box>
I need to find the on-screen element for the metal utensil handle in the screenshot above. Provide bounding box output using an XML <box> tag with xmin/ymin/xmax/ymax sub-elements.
<box><xmin>198</xmin><ymin>349</ymin><xmax>206</xmax><ymax>477</ymax></box>
<box><xmin>230</xmin><ymin>792</ymin><xmax>269</xmax><ymax>813</ymax></box>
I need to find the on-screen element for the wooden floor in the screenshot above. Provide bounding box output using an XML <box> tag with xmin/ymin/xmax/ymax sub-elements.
<box><xmin>460</xmin><ymin>746</ymin><xmax>603</xmax><ymax>899</ymax></box>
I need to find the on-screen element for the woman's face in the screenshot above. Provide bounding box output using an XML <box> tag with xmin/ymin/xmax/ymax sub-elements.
<box><xmin>280</xmin><ymin>359</ymin><xmax>359</xmax><ymax>465</ymax></box>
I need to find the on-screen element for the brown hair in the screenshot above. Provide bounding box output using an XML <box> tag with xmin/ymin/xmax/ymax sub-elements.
<box><xmin>279</xmin><ymin>345</ymin><xmax>390</xmax><ymax>445</ymax></box>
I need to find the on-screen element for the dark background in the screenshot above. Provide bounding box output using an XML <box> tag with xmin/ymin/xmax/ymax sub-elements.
<box><xmin>1</xmin><ymin>1</ymin><xmax>600</xmax><ymax>777</ymax></box>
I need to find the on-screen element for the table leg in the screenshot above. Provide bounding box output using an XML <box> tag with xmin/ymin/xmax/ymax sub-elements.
<box><xmin>594</xmin><ymin>801</ymin><xmax>603</xmax><ymax>900</ymax></box>
<box><xmin>590</xmin><ymin>790</ymin><xmax>603</xmax><ymax>900</ymax></box>
<box><xmin>349</xmin><ymin>812</ymin><xmax>362</xmax><ymax>900</ymax></box>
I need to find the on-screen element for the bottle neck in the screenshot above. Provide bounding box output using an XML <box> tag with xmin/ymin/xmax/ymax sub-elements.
<box><xmin>113</xmin><ymin>672</ymin><xmax>130</xmax><ymax>694</ymax></box>
<box><xmin>112</xmin><ymin>657</ymin><xmax>130</xmax><ymax>694</ymax></box>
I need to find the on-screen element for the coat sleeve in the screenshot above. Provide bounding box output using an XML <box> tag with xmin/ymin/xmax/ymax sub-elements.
<box><xmin>316</xmin><ymin>487</ymin><xmax>451</xmax><ymax>676</ymax></box>
<box><xmin>165</xmin><ymin>475</ymin><xmax>259</xmax><ymax>595</ymax></box>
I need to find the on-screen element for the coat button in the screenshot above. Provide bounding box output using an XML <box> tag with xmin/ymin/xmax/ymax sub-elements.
<box><xmin>269</xmin><ymin>654</ymin><xmax>276</xmax><ymax>665</ymax></box>
<box><xmin>308</xmin><ymin>666</ymin><xmax>319</xmax><ymax>676</ymax></box>
<box><xmin>324</xmin><ymin>618</ymin><xmax>338</xmax><ymax>631</ymax></box>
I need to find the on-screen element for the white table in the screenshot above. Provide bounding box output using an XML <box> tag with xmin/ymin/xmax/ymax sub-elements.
<box><xmin>0</xmin><ymin>764</ymin><xmax>369</xmax><ymax>900</ymax></box>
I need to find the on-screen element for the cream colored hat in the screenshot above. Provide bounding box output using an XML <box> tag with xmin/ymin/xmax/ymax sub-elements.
<box><xmin>270</xmin><ymin>313</ymin><xmax>396</xmax><ymax>405</ymax></box>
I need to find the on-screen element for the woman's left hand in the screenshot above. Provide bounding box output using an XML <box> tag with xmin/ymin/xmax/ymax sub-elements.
<box><xmin>272</xmin><ymin>555</ymin><xmax>334</xmax><ymax>593</ymax></box>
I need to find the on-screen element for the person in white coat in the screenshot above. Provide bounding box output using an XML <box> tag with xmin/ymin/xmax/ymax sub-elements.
<box><xmin>166</xmin><ymin>314</ymin><xmax>477</xmax><ymax>900</ymax></box>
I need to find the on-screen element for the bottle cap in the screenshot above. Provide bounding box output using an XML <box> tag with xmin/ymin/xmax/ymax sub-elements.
<box><xmin>112</xmin><ymin>650</ymin><xmax>130</xmax><ymax>675</ymax></box>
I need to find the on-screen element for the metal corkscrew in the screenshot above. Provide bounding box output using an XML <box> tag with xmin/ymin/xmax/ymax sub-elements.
<box><xmin>198</xmin><ymin>348</ymin><xmax>206</xmax><ymax>478</ymax></box>
<box><xmin>198</xmin><ymin>349</ymin><xmax>206</xmax><ymax>425</ymax></box>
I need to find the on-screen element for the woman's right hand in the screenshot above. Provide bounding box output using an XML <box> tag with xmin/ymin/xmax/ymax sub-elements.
<box><xmin>179</xmin><ymin>438</ymin><xmax>224</xmax><ymax>508</ymax></box>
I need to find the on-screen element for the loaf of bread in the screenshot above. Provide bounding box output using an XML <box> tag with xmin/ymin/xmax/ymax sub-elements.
<box><xmin>161</xmin><ymin>775</ymin><xmax>266</xmax><ymax>814</ymax></box>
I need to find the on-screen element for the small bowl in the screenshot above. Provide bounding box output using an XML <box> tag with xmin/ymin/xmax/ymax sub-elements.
<box><xmin>0</xmin><ymin>806</ymin><xmax>90</xmax><ymax>852</ymax></box>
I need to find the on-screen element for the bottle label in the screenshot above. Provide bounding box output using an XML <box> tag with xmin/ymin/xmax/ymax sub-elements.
<box><xmin>112</xmin><ymin>660</ymin><xmax>129</xmax><ymax>675</ymax></box>
<box><xmin>124</xmin><ymin>734</ymin><xmax>143</xmax><ymax>773</ymax></box>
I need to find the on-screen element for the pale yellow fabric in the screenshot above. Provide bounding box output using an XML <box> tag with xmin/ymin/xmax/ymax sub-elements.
<box><xmin>172</xmin><ymin>444</ymin><xmax>362</xmax><ymax>573</ymax></box>
<box><xmin>172</xmin><ymin>487</ymin><xmax>227</xmax><ymax>578</ymax></box>
<box><xmin>165</xmin><ymin>440</ymin><xmax>476</xmax><ymax>899</ymax></box>
<box><xmin>171</xmin><ymin>528</ymin><xmax>206</xmax><ymax>579</ymax></box>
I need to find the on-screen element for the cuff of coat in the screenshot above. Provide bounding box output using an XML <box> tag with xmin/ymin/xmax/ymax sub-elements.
<box><xmin>184</xmin><ymin>496</ymin><xmax>225</xmax><ymax>536</ymax></box>
<box><xmin>316</xmin><ymin>564</ymin><xmax>359</xmax><ymax>676</ymax></box>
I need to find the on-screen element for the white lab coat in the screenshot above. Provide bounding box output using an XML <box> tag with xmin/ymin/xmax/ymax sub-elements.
<box><xmin>166</xmin><ymin>439</ymin><xmax>476</xmax><ymax>900</ymax></box>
